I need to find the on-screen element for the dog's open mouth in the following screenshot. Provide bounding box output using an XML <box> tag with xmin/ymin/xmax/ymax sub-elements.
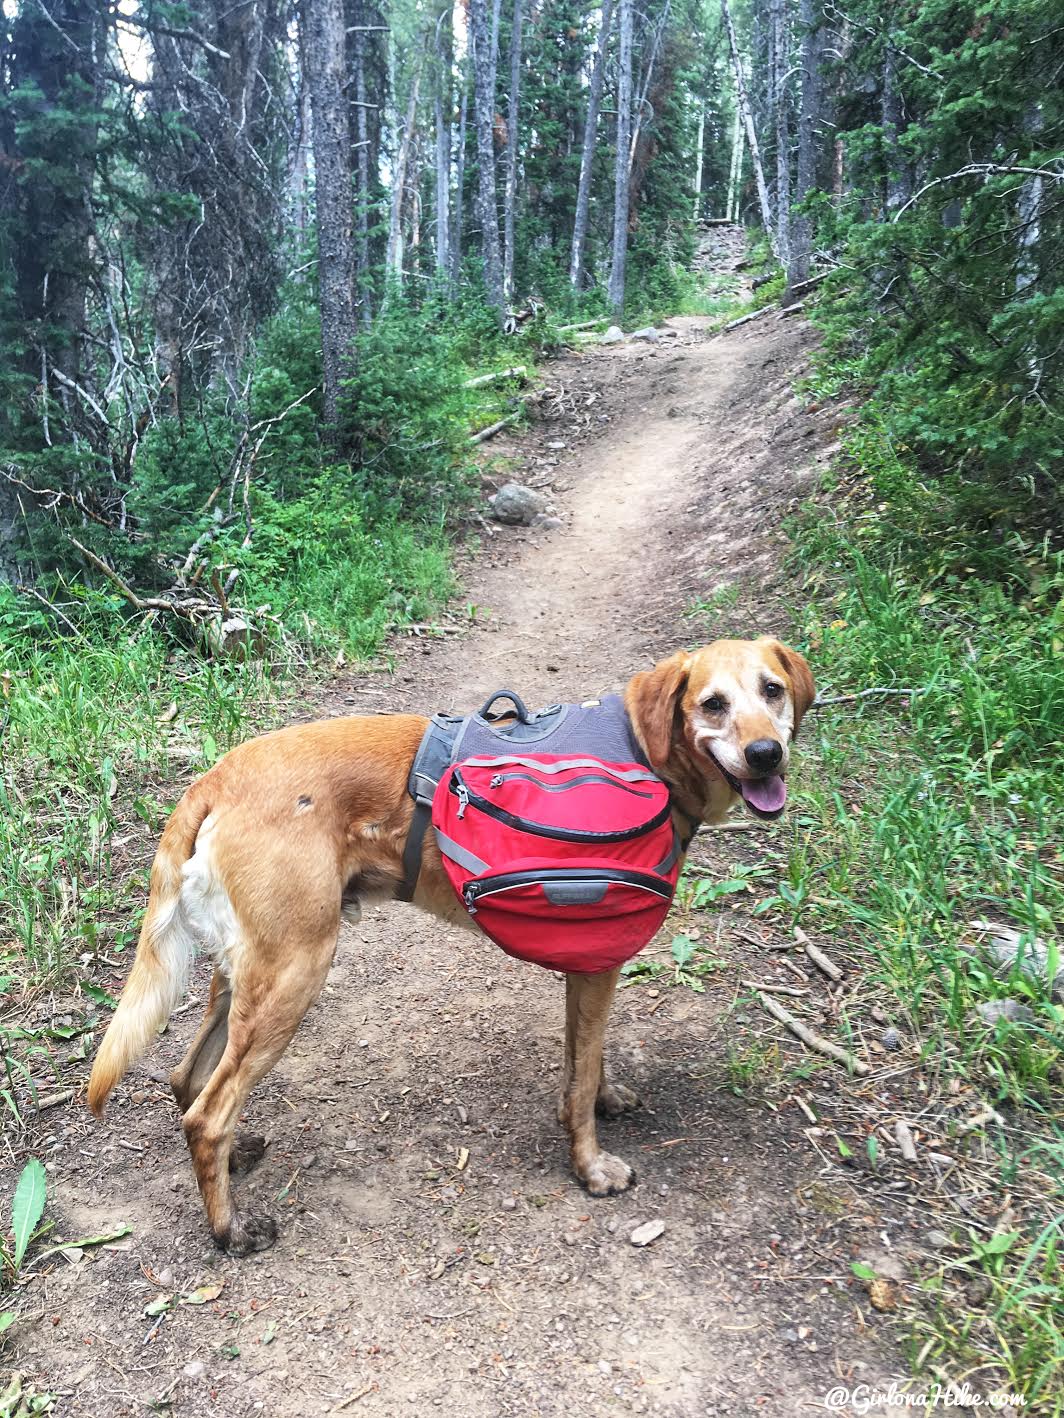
<box><xmin>705</xmin><ymin>750</ymin><xmax>787</xmax><ymax>820</ymax></box>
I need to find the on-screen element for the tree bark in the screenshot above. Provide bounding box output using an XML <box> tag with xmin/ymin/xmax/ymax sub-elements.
<box><xmin>569</xmin><ymin>0</ymin><xmax>615</xmax><ymax>289</ymax></box>
<box><xmin>502</xmin><ymin>0</ymin><xmax>525</xmax><ymax>300</ymax></box>
<box><xmin>692</xmin><ymin>107</ymin><xmax>705</xmax><ymax>220</ymax></box>
<box><xmin>880</xmin><ymin>43</ymin><xmax>910</xmax><ymax>215</ymax></box>
<box><xmin>386</xmin><ymin>54</ymin><xmax>424</xmax><ymax>282</ymax></box>
<box><xmin>470</xmin><ymin>0</ymin><xmax>504</xmax><ymax>313</ymax></box>
<box><xmin>787</xmin><ymin>0</ymin><xmax>821</xmax><ymax>287</ymax></box>
<box><xmin>628</xmin><ymin>0</ymin><xmax>670</xmax><ymax>174</ymax></box>
<box><xmin>721</xmin><ymin>0</ymin><xmax>778</xmax><ymax>257</ymax></box>
<box><xmin>770</xmin><ymin>0</ymin><xmax>791</xmax><ymax>268</ymax></box>
<box><xmin>433</xmin><ymin>6</ymin><xmax>453</xmax><ymax>277</ymax></box>
<box><xmin>607</xmin><ymin>0</ymin><xmax>634</xmax><ymax>315</ymax></box>
<box><xmin>450</xmin><ymin>84</ymin><xmax>469</xmax><ymax>283</ymax></box>
<box><xmin>352</xmin><ymin>17</ymin><xmax>373</xmax><ymax>322</ymax></box>
<box><xmin>726</xmin><ymin>103</ymin><xmax>744</xmax><ymax>221</ymax></box>
<box><xmin>304</xmin><ymin>0</ymin><xmax>357</xmax><ymax>428</ymax></box>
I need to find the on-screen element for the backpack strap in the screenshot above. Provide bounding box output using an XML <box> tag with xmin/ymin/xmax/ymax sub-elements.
<box><xmin>396</xmin><ymin>712</ymin><xmax>465</xmax><ymax>902</ymax></box>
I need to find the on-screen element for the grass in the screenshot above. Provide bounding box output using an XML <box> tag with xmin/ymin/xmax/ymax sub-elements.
<box><xmin>774</xmin><ymin>411</ymin><xmax>1063</xmax><ymax>1407</ymax></box>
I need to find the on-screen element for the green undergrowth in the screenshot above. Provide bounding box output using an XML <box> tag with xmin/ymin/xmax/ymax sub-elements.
<box><xmin>780</xmin><ymin>409</ymin><xmax>1062</xmax><ymax>1406</ymax></box>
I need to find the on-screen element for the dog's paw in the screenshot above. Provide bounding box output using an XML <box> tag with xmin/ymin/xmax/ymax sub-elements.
<box><xmin>229</xmin><ymin>1133</ymin><xmax>267</xmax><ymax>1174</ymax></box>
<box><xmin>578</xmin><ymin>1150</ymin><xmax>636</xmax><ymax>1197</ymax></box>
<box><xmin>596</xmin><ymin>1081</ymin><xmax>641</xmax><ymax>1118</ymax></box>
<box><xmin>217</xmin><ymin>1212</ymin><xmax>278</xmax><ymax>1256</ymax></box>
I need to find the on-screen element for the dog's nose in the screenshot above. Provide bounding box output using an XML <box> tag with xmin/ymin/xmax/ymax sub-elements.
<box><xmin>745</xmin><ymin>738</ymin><xmax>783</xmax><ymax>772</ymax></box>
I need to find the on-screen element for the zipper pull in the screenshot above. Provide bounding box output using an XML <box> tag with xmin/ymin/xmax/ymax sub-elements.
<box><xmin>456</xmin><ymin>783</ymin><xmax>470</xmax><ymax>819</ymax></box>
<box><xmin>490</xmin><ymin>774</ymin><xmax>502</xmax><ymax>788</ymax></box>
<box><xmin>463</xmin><ymin>884</ymin><xmax>478</xmax><ymax>915</ymax></box>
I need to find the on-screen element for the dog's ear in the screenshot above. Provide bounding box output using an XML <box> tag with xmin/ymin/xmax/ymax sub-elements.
<box><xmin>759</xmin><ymin>638</ymin><xmax>816</xmax><ymax>735</ymax></box>
<box><xmin>627</xmin><ymin>651</ymin><xmax>690</xmax><ymax>771</ymax></box>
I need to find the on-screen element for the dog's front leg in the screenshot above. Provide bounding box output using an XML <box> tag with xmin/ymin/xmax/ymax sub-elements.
<box><xmin>559</xmin><ymin>968</ymin><xmax>636</xmax><ymax>1196</ymax></box>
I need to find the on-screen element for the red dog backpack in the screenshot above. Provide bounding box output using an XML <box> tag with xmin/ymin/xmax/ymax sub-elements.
<box><xmin>396</xmin><ymin>690</ymin><xmax>693</xmax><ymax>974</ymax></box>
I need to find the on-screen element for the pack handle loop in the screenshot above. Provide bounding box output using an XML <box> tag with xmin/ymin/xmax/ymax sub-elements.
<box><xmin>476</xmin><ymin>689</ymin><xmax>532</xmax><ymax>724</ymax></box>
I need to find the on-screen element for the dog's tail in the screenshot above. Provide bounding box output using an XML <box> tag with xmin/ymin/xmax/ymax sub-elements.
<box><xmin>87</xmin><ymin>784</ymin><xmax>212</xmax><ymax>1117</ymax></box>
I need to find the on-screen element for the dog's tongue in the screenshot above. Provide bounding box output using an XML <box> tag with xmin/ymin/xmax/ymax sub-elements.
<box><xmin>741</xmin><ymin>775</ymin><xmax>787</xmax><ymax>814</ymax></box>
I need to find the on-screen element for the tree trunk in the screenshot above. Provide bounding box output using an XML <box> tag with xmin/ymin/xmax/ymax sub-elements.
<box><xmin>607</xmin><ymin>0</ymin><xmax>634</xmax><ymax>316</ymax></box>
<box><xmin>470</xmin><ymin>0</ymin><xmax>504</xmax><ymax>314</ymax></box>
<box><xmin>1016</xmin><ymin>103</ymin><xmax>1044</xmax><ymax>296</ymax></box>
<box><xmin>726</xmin><ymin>103</ymin><xmax>744</xmax><ymax>221</ymax></box>
<box><xmin>569</xmin><ymin>0</ymin><xmax>615</xmax><ymax>289</ymax></box>
<box><xmin>692</xmin><ymin>107</ymin><xmax>705</xmax><ymax>220</ymax></box>
<box><xmin>502</xmin><ymin>0</ymin><xmax>525</xmax><ymax>300</ymax></box>
<box><xmin>880</xmin><ymin>44</ymin><xmax>910</xmax><ymax>215</ymax></box>
<box><xmin>386</xmin><ymin>55</ymin><xmax>424</xmax><ymax>282</ymax></box>
<box><xmin>770</xmin><ymin>0</ymin><xmax>791</xmax><ymax>268</ymax></box>
<box><xmin>720</xmin><ymin>0</ymin><xmax>777</xmax><ymax>257</ymax></box>
<box><xmin>787</xmin><ymin>0</ymin><xmax>821</xmax><ymax>287</ymax></box>
<box><xmin>628</xmin><ymin>0</ymin><xmax>670</xmax><ymax>173</ymax></box>
<box><xmin>434</xmin><ymin>6</ymin><xmax>453</xmax><ymax>277</ymax></box>
<box><xmin>450</xmin><ymin>85</ymin><xmax>469</xmax><ymax>283</ymax></box>
<box><xmin>305</xmin><ymin>0</ymin><xmax>357</xmax><ymax>429</ymax></box>
<box><xmin>353</xmin><ymin>22</ymin><xmax>373</xmax><ymax>322</ymax></box>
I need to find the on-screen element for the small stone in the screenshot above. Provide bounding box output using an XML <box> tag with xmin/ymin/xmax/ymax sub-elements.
<box><xmin>300</xmin><ymin>1151</ymin><xmax>319</xmax><ymax>1168</ymax></box>
<box><xmin>156</xmin><ymin>1267</ymin><xmax>175</xmax><ymax>1288</ymax></box>
<box><xmin>880</xmin><ymin>1026</ymin><xmax>902</xmax><ymax>1051</ymax></box>
<box><xmin>530</xmin><ymin>513</ymin><xmax>563</xmax><ymax>531</ymax></box>
<box><xmin>606</xmin><ymin>1218</ymin><xmax>619</xmax><ymax>1235</ymax></box>
<box><xmin>501</xmin><ymin>1197</ymin><xmax>517</xmax><ymax>1211</ymax></box>
<box><xmin>344</xmin><ymin>1139</ymin><xmax>359</xmax><ymax>1152</ymax></box>
<box><xmin>975</xmin><ymin>998</ymin><xmax>1035</xmax><ymax>1027</ymax></box>
<box><xmin>182</xmin><ymin>1361</ymin><xmax>206</xmax><ymax>1380</ymax></box>
<box><xmin>629</xmin><ymin>1220</ymin><xmax>665</xmax><ymax>1248</ymax></box>
<box><xmin>563</xmin><ymin>1231</ymin><xmax>580</xmax><ymax>1247</ymax></box>
<box><xmin>966</xmin><ymin>1274</ymin><xmax>993</xmax><ymax>1305</ymax></box>
<box><xmin>599</xmin><ymin>325</ymin><xmax>625</xmax><ymax>345</ymax></box>
<box><xmin>630</xmin><ymin>326</ymin><xmax>660</xmax><ymax>343</ymax></box>
<box><xmin>490</xmin><ymin>482</ymin><xmax>547</xmax><ymax>526</ymax></box>
<box><xmin>925</xmin><ymin>1229</ymin><xmax>951</xmax><ymax>1250</ymax></box>
<box><xmin>597</xmin><ymin>1360</ymin><xmax>612</xmax><ymax>1376</ymax></box>
<box><xmin>131</xmin><ymin>1090</ymin><xmax>148</xmax><ymax>1104</ymax></box>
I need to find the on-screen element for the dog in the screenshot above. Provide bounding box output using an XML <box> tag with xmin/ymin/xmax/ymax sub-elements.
<box><xmin>88</xmin><ymin>637</ymin><xmax>814</xmax><ymax>1254</ymax></box>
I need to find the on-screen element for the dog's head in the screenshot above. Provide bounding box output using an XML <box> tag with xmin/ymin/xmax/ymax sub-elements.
<box><xmin>626</xmin><ymin>638</ymin><xmax>816</xmax><ymax>821</ymax></box>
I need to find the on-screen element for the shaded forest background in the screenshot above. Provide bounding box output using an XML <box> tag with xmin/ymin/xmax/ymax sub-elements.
<box><xmin>1</xmin><ymin>0</ymin><xmax>1060</xmax><ymax>639</ymax></box>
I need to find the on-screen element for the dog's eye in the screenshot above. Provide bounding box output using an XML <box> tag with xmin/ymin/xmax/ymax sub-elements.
<box><xmin>764</xmin><ymin>682</ymin><xmax>784</xmax><ymax>700</ymax></box>
<box><xmin>702</xmin><ymin>695</ymin><xmax>726</xmax><ymax>714</ymax></box>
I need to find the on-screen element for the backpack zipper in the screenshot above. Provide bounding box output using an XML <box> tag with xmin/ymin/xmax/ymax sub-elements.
<box><xmin>487</xmin><ymin>770</ymin><xmax>653</xmax><ymax>798</ymax></box>
<box><xmin>463</xmin><ymin>867</ymin><xmax>673</xmax><ymax>908</ymax></box>
<box><xmin>449</xmin><ymin>769</ymin><xmax>671</xmax><ymax>843</ymax></box>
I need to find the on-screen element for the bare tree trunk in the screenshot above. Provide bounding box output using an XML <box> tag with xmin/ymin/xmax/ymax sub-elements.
<box><xmin>881</xmin><ymin>44</ymin><xmax>910</xmax><ymax>215</ymax></box>
<box><xmin>386</xmin><ymin>55</ymin><xmax>424</xmax><ymax>282</ymax></box>
<box><xmin>569</xmin><ymin>0</ymin><xmax>615</xmax><ymax>289</ymax></box>
<box><xmin>353</xmin><ymin>21</ymin><xmax>373</xmax><ymax>323</ymax></box>
<box><xmin>450</xmin><ymin>85</ymin><xmax>469</xmax><ymax>283</ymax></box>
<box><xmin>721</xmin><ymin>0</ymin><xmax>778</xmax><ymax>257</ymax></box>
<box><xmin>305</xmin><ymin>0</ymin><xmax>357</xmax><ymax>428</ymax></box>
<box><xmin>290</xmin><ymin>64</ymin><xmax>313</xmax><ymax>242</ymax></box>
<box><xmin>787</xmin><ymin>0</ymin><xmax>820</xmax><ymax>287</ymax></box>
<box><xmin>692</xmin><ymin>107</ymin><xmax>705</xmax><ymax>220</ymax></box>
<box><xmin>470</xmin><ymin>0</ymin><xmax>504</xmax><ymax>313</ymax></box>
<box><xmin>502</xmin><ymin>0</ymin><xmax>525</xmax><ymax>300</ymax></box>
<box><xmin>726</xmin><ymin>103</ymin><xmax>743</xmax><ymax>221</ymax></box>
<box><xmin>434</xmin><ymin>6</ymin><xmax>453</xmax><ymax>277</ymax></box>
<box><xmin>1016</xmin><ymin>103</ymin><xmax>1044</xmax><ymax>295</ymax></box>
<box><xmin>628</xmin><ymin>0</ymin><xmax>670</xmax><ymax>172</ymax></box>
<box><xmin>770</xmin><ymin>0</ymin><xmax>791</xmax><ymax>268</ymax></box>
<box><xmin>607</xmin><ymin>0</ymin><xmax>634</xmax><ymax>315</ymax></box>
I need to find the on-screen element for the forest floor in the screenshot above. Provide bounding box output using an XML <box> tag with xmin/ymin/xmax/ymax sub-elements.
<box><xmin>10</xmin><ymin>275</ymin><xmax>925</xmax><ymax>1416</ymax></box>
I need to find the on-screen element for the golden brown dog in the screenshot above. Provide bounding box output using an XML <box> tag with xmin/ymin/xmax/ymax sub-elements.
<box><xmin>88</xmin><ymin>637</ymin><xmax>814</xmax><ymax>1254</ymax></box>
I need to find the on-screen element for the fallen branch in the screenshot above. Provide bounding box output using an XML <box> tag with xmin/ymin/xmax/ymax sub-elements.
<box><xmin>802</xmin><ymin>939</ymin><xmax>843</xmax><ymax>983</ymax></box>
<box><xmin>740</xmin><ymin>979</ymin><xmax>809</xmax><ymax>998</ymax></box>
<box><xmin>812</xmin><ymin>687</ymin><xmax>921</xmax><ymax>708</ymax></box>
<box><xmin>469</xmin><ymin>414</ymin><xmax>519</xmax><ymax>445</ymax></box>
<box><xmin>757</xmin><ymin>992</ymin><xmax>870</xmax><ymax>1075</ymax></box>
<box><xmin>556</xmin><ymin>318</ymin><xmax>609</xmax><ymax>334</ymax></box>
<box><xmin>463</xmin><ymin>365</ymin><xmax>527</xmax><ymax>389</ymax></box>
<box><xmin>718</xmin><ymin>306</ymin><xmax>775</xmax><ymax>334</ymax></box>
<box><xmin>894</xmin><ymin>1119</ymin><xmax>918</xmax><ymax>1162</ymax></box>
<box><xmin>776</xmin><ymin>301</ymin><xmax>806</xmax><ymax>319</ymax></box>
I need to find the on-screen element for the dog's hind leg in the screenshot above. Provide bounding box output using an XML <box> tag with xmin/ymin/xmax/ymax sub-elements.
<box><xmin>181</xmin><ymin>932</ymin><xmax>337</xmax><ymax>1255</ymax></box>
<box><xmin>170</xmin><ymin>968</ymin><xmax>231</xmax><ymax>1113</ymax></box>
<box><xmin>559</xmin><ymin>968</ymin><xmax>636</xmax><ymax>1196</ymax></box>
<box><xmin>169</xmin><ymin>970</ymin><xmax>265</xmax><ymax>1174</ymax></box>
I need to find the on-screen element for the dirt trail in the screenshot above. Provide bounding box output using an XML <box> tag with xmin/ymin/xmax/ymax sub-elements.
<box><xmin>16</xmin><ymin>307</ymin><xmax>904</xmax><ymax>1416</ymax></box>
